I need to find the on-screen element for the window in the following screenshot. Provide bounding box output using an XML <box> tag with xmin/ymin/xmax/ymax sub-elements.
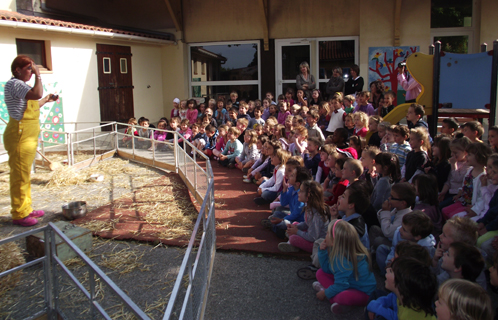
<box><xmin>189</xmin><ymin>41</ymin><xmax>260</xmax><ymax>101</ymax></box>
<box><xmin>16</xmin><ymin>38</ymin><xmax>52</xmax><ymax>72</ymax></box>
<box><xmin>431</xmin><ymin>0</ymin><xmax>475</xmax><ymax>53</ymax></box>
<box><xmin>120</xmin><ymin>58</ymin><xmax>128</xmax><ymax>74</ymax></box>
<box><xmin>103</xmin><ymin>58</ymin><xmax>111</xmax><ymax>74</ymax></box>
<box><xmin>317</xmin><ymin>39</ymin><xmax>356</xmax><ymax>95</ymax></box>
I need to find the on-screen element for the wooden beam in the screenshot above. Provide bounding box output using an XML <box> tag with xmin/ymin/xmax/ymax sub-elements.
<box><xmin>165</xmin><ymin>0</ymin><xmax>183</xmax><ymax>32</ymax></box>
<box><xmin>258</xmin><ymin>0</ymin><xmax>269</xmax><ymax>51</ymax></box>
<box><xmin>394</xmin><ymin>0</ymin><xmax>402</xmax><ymax>46</ymax></box>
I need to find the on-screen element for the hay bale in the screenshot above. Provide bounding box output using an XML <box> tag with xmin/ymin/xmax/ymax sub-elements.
<box><xmin>0</xmin><ymin>240</ymin><xmax>26</xmax><ymax>296</ymax></box>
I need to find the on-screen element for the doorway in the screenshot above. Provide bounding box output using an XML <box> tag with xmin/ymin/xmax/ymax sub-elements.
<box><xmin>96</xmin><ymin>44</ymin><xmax>134</xmax><ymax>125</ymax></box>
<box><xmin>275</xmin><ymin>40</ymin><xmax>311</xmax><ymax>97</ymax></box>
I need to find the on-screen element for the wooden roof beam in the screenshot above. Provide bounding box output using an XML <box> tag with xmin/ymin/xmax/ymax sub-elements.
<box><xmin>259</xmin><ymin>0</ymin><xmax>269</xmax><ymax>51</ymax></box>
<box><xmin>394</xmin><ymin>0</ymin><xmax>402</xmax><ymax>46</ymax></box>
<box><xmin>165</xmin><ymin>0</ymin><xmax>183</xmax><ymax>32</ymax></box>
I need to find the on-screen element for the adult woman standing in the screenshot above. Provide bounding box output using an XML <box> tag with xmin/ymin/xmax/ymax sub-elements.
<box><xmin>325</xmin><ymin>67</ymin><xmax>345</xmax><ymax>99</ymax></box>
<box><xmin>296</xmin><ymin>61</ymin><xmax>316</xmax><ymax>100</ymax></box>
<box><xmin>4</xmin><ymin>55</ymin><xmax>57</xmax><ymax>226</ymax></box>
<box><xmin>344</xmin><ymin>64</ymin><xmax>364</xmax><ymax>96</ymax></box>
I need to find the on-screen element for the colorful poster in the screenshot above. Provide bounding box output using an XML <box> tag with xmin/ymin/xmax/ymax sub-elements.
<box><xmin>0</xmin><ymin>80</ymin><xmax>65</xmax><ymax>144</ymax></box>
<box><xmin>368</xmin><ymin>46</ymin><xmax>419</xmax><ymax>105</ymax></box>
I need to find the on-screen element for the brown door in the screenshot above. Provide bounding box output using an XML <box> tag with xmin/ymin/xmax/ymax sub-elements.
<box><xmin>96</xmin><ymin>44</ymin><xmax>134</xmax><ymax>125</ymax></box>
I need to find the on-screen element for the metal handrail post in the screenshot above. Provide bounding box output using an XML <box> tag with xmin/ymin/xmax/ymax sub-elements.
<box><xmin>193</xmin><ymin>151</ymin><xmax>197</xmax><ymax>191</ymax></box>
<box><xmin>93</xmin><ymin>128</ymin><xmax>96</xmax><ymax>158</ymax></box>
<box><xmin>132</xmin><ymin>125</ymin><xmax>135</xmax><ymax>158</ymax></box>
<box><xmin>114</xmin><ymin>123</ymin><xmax>119</xmax><ymax>151</ymax></box>
<box><xmin>43</xmin><ymin>228</ymin><xmax>55</xmax><ymax>319</ymax></box>
<box><xmin>174</xmin><ymin>132</ymin><xmax>178</xmax><ymax>173</ymax></box>
<box><xmin>89</xmin><ymin>269</ymin><xmax>96</xmax><ymax>318</ymax></box>
<box><xmin>50</xmin><ymin>227</ymin><xmax>59</xmax><ymax>316</ymax></box>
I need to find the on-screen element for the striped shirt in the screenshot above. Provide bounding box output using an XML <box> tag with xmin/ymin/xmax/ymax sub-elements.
<box><xmin>4</xmin><ymin>77</ymin><xmax>31</xmax><ymax>121</ymax></box>
<box><xmin>389</xmin><ymin>142</ymin><xmax>412</xmax><ymax>167</ymax></box>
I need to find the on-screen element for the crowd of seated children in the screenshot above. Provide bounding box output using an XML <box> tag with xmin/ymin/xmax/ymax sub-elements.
<box><xmin>167</xmin><ymin>83</ymin><xmax>498</xmax><ymax>318</ymax></box>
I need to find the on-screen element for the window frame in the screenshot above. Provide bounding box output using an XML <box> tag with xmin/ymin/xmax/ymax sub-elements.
<box><xmin>430</xmin><ymin>0</ymin><xmax>477</xmax><ymax>54</ymax></box>
<box><xmin>16</xmin><ymin>38</ymin><xmax>53</xmax><ymax>72</ymax></box>
<box><xmin>188</xmin><ymin>40</ymin><xmax>261</xmax><ymax>99</ymax></box>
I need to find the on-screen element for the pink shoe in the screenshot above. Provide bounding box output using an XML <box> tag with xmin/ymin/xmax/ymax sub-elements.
<box><xmin>13</xmin><ymin>216</ymin><xmax>39</xmax><ymax>227</ymax></box>
<box><xmin>29</xmin><ymin>210</ymin><xmax>45</xmax><ymax>218</ymax></box>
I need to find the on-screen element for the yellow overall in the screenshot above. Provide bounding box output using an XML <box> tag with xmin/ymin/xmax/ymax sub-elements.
<box><xmin>4</xmin><ymin>100</ymin><xmax>40</xmax><ymax>220</ymax></box>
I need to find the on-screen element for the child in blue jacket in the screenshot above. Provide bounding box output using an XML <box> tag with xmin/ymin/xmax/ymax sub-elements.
<box><xmin>312</xmin><ymin>219</ymin><xmax>376</xmax><ymax>315</ymax></box>
<box><xmin>262</xmin><ymin>165</ymin><xmax>310</xmax><ymax>238</ymax></box>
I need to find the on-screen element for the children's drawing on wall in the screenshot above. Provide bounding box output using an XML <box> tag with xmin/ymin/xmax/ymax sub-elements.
<box><xmin>368</xmin><ymin>46</ymin><xmax>419</xmax><ymax>105</ymax></box>
<box><xmin>0</xmin><ymin>80</ymin><xmax>65</xmax><ymax>145</ymax></box>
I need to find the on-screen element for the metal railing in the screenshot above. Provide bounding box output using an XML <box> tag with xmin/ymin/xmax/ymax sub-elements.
<box><xmin>1</xmin><ymin>121</ymin><xmax>216</xmax><ymax>319</ymax></box>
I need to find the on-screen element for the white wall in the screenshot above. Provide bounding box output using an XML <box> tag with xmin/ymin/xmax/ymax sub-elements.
<box><xmin>0</xmin><ymin>27</ymin><xmax>166</xmax><ymax>130</ymax></box>
<box><xmin>0</xmin><ymin>0</ymin><xmax>15</xmax><ymax>11</ymax></box>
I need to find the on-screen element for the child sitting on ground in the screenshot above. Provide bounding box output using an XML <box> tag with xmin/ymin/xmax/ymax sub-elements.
<box><xmin>360</xmin><ymin>146</ymin><xmax>380</xmax><ymax>187</ymax></box>
<box><xmin>353</xmin><ymin>112</ymin><xmax>368</xmax><ymax>138</ymax></box>
<box><xmin>278</xmin><ymin>180</ymin><xmax>329</xmax><ymax>253</ymax></box>
<box><xmin>235</xmin><ymin>129</ymin><xmax>259</xmax><ymax>172</ymax></box>
<box><xmin>379</xmin><ymin>123</ymin><xmax>394</xmax><ymax>152</ymax></box>
<box><xmin>325</xmin><ymin>94</ymin><xmax>345</xmax><ymax>136</ymax></box>
<box><xmin>406</xmin><ymin>103</ymin><xmax>429</xmax><ymax>131</ymax></box>
<box><xmin>317</xmin><ymin>101</ymin><xmax>330</xmax><ymax>133</ymax></box>
<box><xmin>243</xmin><ymin>136</ymin><xmax>270</xmax><ymax>183</ymax></box>
<box><xmin>403</xmin><ymin>127</ymin><xmax>430</xmax><ymax>182</ymax></box>
<box><xmin>441</xmin><ymin>241</ymin><xmax>484</xmax><ymax>283</ymax></box>
<box><xmin>237</xmin><ymin>102</ymin><xmax>251</xmax><ymax>121</ymax></box>
<box><xmin>378</xmin><ymin>90</ymin><xmax>395</xmax><ymax>118</ymax></box>
<box><xmin>303</xmin><ymin>137</ymin><xmax>322</xmax><ymax>179</ymax></box>
<box><xmin>191</xmin><ymin>124</ymin><xmax>208</xmax><ymax>151</ymax></box>
<box><xmin>439</xmin><ymin>136</ymin><xmax>471</xmax><ymax>209</ymax></box>
<box><xmin>306</xmin><ymin>110</ymin><xmax>325</xmax><ymax>143</ymax></box>
<box><xmin>277</xmin><ymin>101</ymin><xmax>291</xmax><ymax>125</ymax></box>
<box><xmin>376</xmin><ymin>211</ymin><xmax>435</xmax><ymax>275</ymax></box>
<box><xmin>441</xmin><ymin>117</ymin><xmax>459</xmax><ymax>137</ymax></box>
<box><xmin>436</xmin><ymin>279</ymin><xmax>493</xmax><ymax>320</ymax></box>
<box><xmin>236</xmin><ymin>118</ymin><xmax>249</xmax><ymax>144</ymax></box>
<box><xmin>122</xmin><ymin>117</ymin><xmax>138</xmax><ymax>148</ymax></box>
<box><xmin>149</xmin><ymin>119</ymin><xmax>169</xmax><ymax>151</ymax></box>
<box><xmin>313</xmin><ymin>220</ymin><xmax>376</xmax><ymax>315</ymax></box>
<box><xmin>370</xmin><ymin>153</ymin><xmax>400</xmax><ymax>212</ymax></box>
<box><xmin>343</xmin><ymin>95</ymin><xmax>355</xmax><ymax>114</ymax></box>
<box><xmin>136</xmin><ymin>117</ymin><xmax>151</xmax><ymax>149</ymax></box>
<box><xmin>254</xmin><ymin>148</ymin><xmax>289</xmax><ymax>205</ymax></box>
<box><xmin>344</xmin><ymin>113</ymin><xmax>355</xmax><ymax>138</ymax></box>
<box><xmin>461</xmin><ymin>121</ymin><xmax>484</xmax><ymax>143</ymax></box>
<box><xmin>212</xmin><ymin>125</ymin><xmax>228</xmax><ymax>160</ymax></box>
<box><xmin>218</xmin><ymin>127</ymin><xmax>243</xmax><ymax>168</ymax></box>
<box><xmin>333</xmin><ymin>181</ymin><xmax>371</xmax><ymax>248</ymax></box>
<box><xmin>442</xmin><ymin>142</ymin><xmax>491</xmax><ymax>220</ymax></box>
<box><xmin>324</xmin><ymin>158</ymin><xmax>348</xmax><ymax>206</ymax></box>
<box><xmin>342</xmin><ymin>158</ymin><xmax>363</xmax><ymax>185</ymax></box>
<box><xmin>389</xmin><ymin>125</ymin><xmax>411</xmax><ymax>169</ymax></box>
<box><xmin>367</xmin><ymin>115</ymin><xmax>382</xmax><ymax>147</ymax></box>
<box><xmin>370</xmin><ymin>182</ymin><xmax>415</xmax><ymax>251</ymax></box>
<box><xmin>262</xmin><ymin>165</ymin><xmax>310</xmax><ymax>239</ymax></box>
<box><xmin>353</xmin><ymin>91</ymin><xmax>375</xmax><ymax>116</ymax></box>
<box><xmin>248</xmin><ymin>105</ymin><xmax>265</xmax><ymax>130</ymax></box>
<box><xmin>432</xmin><ymin>217</ymin><xmax>486</xmax><ymax>288</ymax></box>
<box><xmin>202</xmin><ymin>125</ymin><xmax>218</xmax><ymax>158</ymax></box>
<box><xmin>288</xmin><ymin>126</ymin><xmax>308</xmax><ymax>156</ymax></box>
<box><xmin>412</xmin><ymin>174</ymin><xmax>443</xmax><ymax>239</ymax></box>
<box><xmin>315</xmin><ymin>144</ymin><xmax>333</xmax><ymax>183</ymax></box>
<box><xmin>367</xmin><ymin>257</ymin><xmax>437</xmax><ymax>320</ymax></box>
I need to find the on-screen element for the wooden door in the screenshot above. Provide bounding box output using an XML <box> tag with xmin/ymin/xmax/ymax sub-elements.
<box><xmin>96</xmin><ymin>44</ymin><xmax>134</xmax><ymax>125</ymax></box>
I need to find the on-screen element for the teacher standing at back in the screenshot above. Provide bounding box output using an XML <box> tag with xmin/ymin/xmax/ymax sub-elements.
<box><xmin>4</xmin><ymin>55</ymin><xmax>58</xmax><ymax>227</ymax></box>
<box><xmin>296</xmin><ymin>61</ymin><xmax>316</xmax><ymax>100</ymax></box>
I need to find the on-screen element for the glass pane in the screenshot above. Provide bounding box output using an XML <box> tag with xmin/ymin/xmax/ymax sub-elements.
<box><xmin>318</xmin><ymin>40</ymin><xmax>355</xmax><ymax>80</ymax></box>
<box><xmin>103</xmin><ymin>58</ymin><xmax>111</xmax><ymax>74</ymax></box>
<box><xmin>191</xmin><ymin>85</ymin><xmax>259</xmax><ymax>102</ymax></box>
<box><xmin>120</xmin><ymin>58</ymin><xmax>128</xmax><ymax>73</ymax></box>
<box><xmin>190</xmin><ymin>43</ymin><xmax>258</xmax><ymax>81</ymax></box>
<box><xmin>434</xmin><ymin>35</ymin><xmax>469</xmax><ymax>54</ymax></box>
<box><xmin>431</xmin><ymin>0</ymin><xmax>472</xmax><ymax>28</ymax></box>
<box><xmin>282</xmin><ymin>45</ymin><xmax>310</xmax><ymax>80</ymax></box>
<box><xmin>16</xmin><ymin>39</ymin><xmax>44</xmax><ymax>66</ymax></box>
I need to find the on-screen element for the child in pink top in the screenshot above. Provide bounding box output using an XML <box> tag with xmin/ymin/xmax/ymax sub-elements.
<box><xmin>177</xmin><ymin>119</ymin><xmax>192</xmax><ymax>144</ymax></box>
<box><xmin>212</xmin><ymin>125</ymin><xmax>228</xmax><ymax>159</ymax></box>
<box><xmin>277</xmin><ymin>101</ymin><xmax>291</xmax><ymax>125</ymax></box>
<box><xmin>186</xmin><ymin>99</ymin><xmax>198</xmax><ymax>126</ymax></box>
<box><xmin>353</xmin><ymin>112</ymin><xmax>368</xmax><ymax>138</ymax></box>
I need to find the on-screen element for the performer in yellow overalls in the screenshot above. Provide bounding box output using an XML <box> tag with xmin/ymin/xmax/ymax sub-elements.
<box><xmin>4</xmin><ymin>55</ymin><xmax>57</xmax><ymax>227</ymax></box>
